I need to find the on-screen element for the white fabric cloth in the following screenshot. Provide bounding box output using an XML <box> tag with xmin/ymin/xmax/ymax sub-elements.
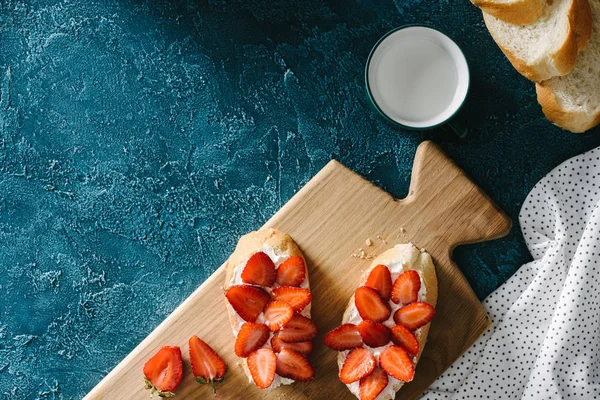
<box><xmin>421</xmin><ymin>148</ymin><xmax>600</xmax><ymax>399</ymax></box>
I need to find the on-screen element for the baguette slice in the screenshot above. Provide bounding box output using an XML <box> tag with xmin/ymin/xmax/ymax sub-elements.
<box><xmin>471</xmin><ymin>0</ymin><xmax>546</xmax><ymax>25</ymax></box>
<box><xmin>484</xmin><ymin>0</ymin><xmax>592</xmax><ymax>82</ymax></box>
<box><xmin>337</xmin><ymin>244</ymin><xmax>438</xmax><ymax>400</ymax></box>
<box><xmin>536</xmin><ymin>0</ymin><xmax>600</xmax><ymax>132</ymax></box>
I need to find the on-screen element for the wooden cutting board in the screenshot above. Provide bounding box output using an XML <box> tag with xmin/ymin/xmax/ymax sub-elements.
<box><xmin>85</xmin><ymin>141</ymin><xmax>511</xmax><ymax>400</ymax></box>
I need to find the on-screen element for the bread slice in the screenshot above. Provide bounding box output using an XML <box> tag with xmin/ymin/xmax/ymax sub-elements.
<box><xmin>484</xmin><ymin>0</ymin><xmax>592</xmax><ymax>82</ymax></box>
<box><xmin>472</xmin><ymin>0</ymin><xmax>546</xmax><ymax>25</ymax></box>
<box><xmin>536</xmin><ymin>0</ymin><xmax>600</xmax><ymax>132</ymax></box>
<box><xmin>337</xmin><ymin>244</ymin><xmax>438</xmax><ymax>399</ymax></box>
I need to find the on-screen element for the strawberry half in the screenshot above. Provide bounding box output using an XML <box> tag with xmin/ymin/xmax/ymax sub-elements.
<box><xmin>263</xmin><ymin>301</ymin><xmax>294</xmax><ymax>332</ymax></box>
<box><xmin>355</xmin><ymin>286</ymin><xmax>391</xmax><ymax>323</ymax></box>
<box><xmin>324</xmin><ymin>323</ymin><xmax>363</xmax><ymax>351</ymax></box>
<box><xmin>235</xmin><ymin>322</ymin><xmax>270</xmax><ymax>358</ymax></box>
<box><xmin>271</xmin><ymin>334</ymin><xmax>313</xmax><ymax>355</ymax></box>
<box><xmin>275</xmin><ymin>256</ymin><xmax>306</xmax><ymax>286</ymax></box>
<box><xmin>365</xmin><ymin>264</ymin><xmax>393</xmax><ymax>301</ymax></box>
<box><xmin>242</xmin><ymin>251</ymin><xmax>276</xmax><ymax>287</ymax></box>
<box><xmin>247</xmin><ymin>348</ymin><xmax>277</xmax><ymax>389</ymax></box>
<box><xmin>189</xmin><ymin>336</ymin><xmax>227</xmax><ymax>394</ymax></box>
<box><xmin>390</xmin><ymin>325</ymin><xmax>419</xmax><ymax>356</ymax></box>
<box><xmin>359</xmin><ymin>367</ymin><xmax>388</xmax><ymax>400</ymax></box>
<box><xmin>276</xmin><ymin>348</ymin><xmax>315</xmax><ymax>382</ymax></box>
<box><xmin>339</xmin><ymin>348</ymin><xmax>376</xmax><ymax>384</ymax></box>
<box><xmin>393</xmin><ymin>302</ymin><xmax>435</xmax><ymax>330</ymax></box>
<box><xmin>278</xmin><ymin>314</ymin><xmax>318</xmax><ymax>342</ymax></box>
<box><xmin>391</xmin><ymin>270</ymin><xmax>421</xmax><ymax>305</ymax></box>
<box><xmin>143</xmin><ymin>346</ymin><xmax>183</xmax><ymax>397</ymax></box>
<box><xmin>358</xmin><ymin>320</ymin><xmax>391</xmax><ymax>348</ymax></box>
<box><xmin>272</xmin><ymin>286</ymin><xmax>312</xmax><ymax>313</ymax></box>
<box><xmin>225</xmin><ymin>285</ymin><xmax>270</xmax><ymax>322</ymax></box>
<box><xmin>379</xmin><ymin>345</ymin><xmax>415</xmax><ymax>382</ymax></box>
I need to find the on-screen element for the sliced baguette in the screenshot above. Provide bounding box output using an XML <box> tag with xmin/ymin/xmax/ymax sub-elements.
<box><xmin>484</xmin><ymin>0</ymin><xmax>592</xmax><ymax>82</ymax></box>
<box><xmin>536</xmin><ymin>0</ymin><xmax>600</xmax><ymax>132</ymax></box>
<box><xmin>471</xmin><ymin>0</ymin><xmax>546</xmax><ymax>25</ymax></box>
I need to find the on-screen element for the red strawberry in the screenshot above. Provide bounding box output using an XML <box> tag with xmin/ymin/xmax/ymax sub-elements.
<box><xmin>235</xmin><ymin>322</ymin><xmax>270</xmax><ymax>358</ymax></box>
<box><xmin>393</xmin><ymin>302</ymin><xmax>435</xmax><ymax>330</ymax></box>
<box><xmin>247</xmin><ymin>348</ymin><xmax>277</xmax><ymax>389</ymax></box>
<box><xmin>263</xmin><ymin>301</ymin><xmax>294</xmax><ymax>332</ymax></box>
<box><xmin>225</xmin><ymin>285</ymin><xmax>270</xmax><ymax>322</ymax></box>
<box><xmin>391</xmin><ymin>270</ymin><xmax>421</xmax><ymax>305</ymax></box>
<box><xmin>355</xmin><ymin>286</ymin><xmax>391</xmax><ymax>323</ymax></box>
<box><xmin>143</xmin><ymin>346</ymin><xmax>183</xmax><ymax>396</ymax></box>
<box><xmin>379</xmin><ymin>346</ymin><xmax>415</xmax><ymax>382</ymax></box>
<box><xmin>272</xmin><ymin>286</ymin><xmax>312</xmax><ymax>313</ymax></box>
<box><xmin>276</xmin><ymin>348</ymin><xmax>315</xmax><ymax>382</ymax></box>
<box><xmin>278</xmin><ymin>315</ymin><xmax>318</xmax><ymax>342</ymax></box>
<box><xmin>324</xmin><ymin>323</ymin><xmax>363</xmax><ymax>351</ymax></box>
<box><xmin>242</xmin><ymin>252</ymin><xmax>276</xmax><ymax>287</ymax></box>
<box><xmin>339</xmin><ymin>348</ymin><xmax>376</xmax><ymax>384</ymax></box>
<box><xmin>365</xmin><ymin>265</ymin><xmax>393</xmax><ymax>301</ymax></box>
<box><xmin>358</xmin><ymin>320</ymin><xmax>391</xmax><ymax>348</ymax></box>
<box><xmin>271</xmin><ymin>334</ymin><xmax>313</xmax><ymax>355</ymax></box>
<box><xmin>390</xmin><ymin>325</ymin><xmax>419</xmax><ymax>356</ymax></box>
<box><xmin>359</xmin><ymin>367</ymin><xmax>388</xmax><ymax>400</ymax></box>
<box><xmin>188</xmin><ymin>336</ymin><xmax>227</xmax><ymax>394</ymax></box>
<box><xmin>275</xmin><ymin>256</ymin><xmax>306</xmax><ymax>286</ymax></box>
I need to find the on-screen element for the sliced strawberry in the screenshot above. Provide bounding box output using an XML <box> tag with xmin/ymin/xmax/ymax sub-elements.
<box><xmin>189</xmin><ymin>336</ymin><xmax>227</xmax><ymax>394</ymax></box>
<box><xmin>272</xmin><ymin>286</ymin><xmax>312</xmax><ymax>313</ymax></box>
<box><xmin>358</xmin><ymin>320</ymin><xmax>391</xmax><ymax>348</ymax></box>
<box><xmin>365</xmin><ymin>264</ymin><xmax>393</xmax><ymax>301</ymax></box>
<box><xmin>271</xmin><ymin>334</ymin><xmax>313</xmax><ymax>355</ymax></box>
<box><xmin>324</xmin><ymin>323</ymin><xmax>363</xmax><ymax>351</ymax></box>
<box><xmin>225</xmin><ymin>285</ymin><xmax>270</xmax><ymax>322</ymax></box>
<box><xmin>355</xmin><ymin>286</ymin><xmax>391</xmax><ymax>323</ymax></box>
<box><xmin>275</xmin><ymin>256</ymin><xmax>306</xmax><ymax>286</ymax></box>
<box><xmin>235</xmin><ymin>322</ymin><xmax>270</xmax><ymax>358</ymax></box>
<box><xmin>393</xmin><ymin>302</ymin><xmax>435</xmax><ymax>330</ymax></box>
<box><xmin>390</xmin><ymin>325</ymin><xmax>419</xmax><ymax>356</ymax></box>
<box><xmin>263</xmin><ymin>301</ymin><xmax>294</xmax><ymax>332</ymax></box>
<box><xmin>359</xmin><ymin>367</ymin><xmax>388</xmax><ymax>400</ymax></box>
<box><xmin>339</xmin><ymin>348</ymin><xmax>376</xmax><ymax>384</ymax></box>
<box><xmin>276</xmin><ymin>348</ymin><xmax>315</xmax><ymax>382</ymax></box>
<box><xmin>379</xmin><ymin>346</ymin><xmax>415</xmax><ymax>382</ymax></box>
<box><xmin>391</xmin><ymin>270</ymin><xmax>421</xmax><ymax>305</ymax></box>
<box><xmin>247</xmin><ymin>348</ymin><xmax>277</xmax><ymax>389</ymax></box>
<box><xmin>143</xmin><ymin>346</ymin><xmax>183</xmax><ymax>396</ymax></box>
<box><xmin>278</xmin><ymin>314</ymin><xmax>318</xmax><ymax>342</ymax></box>
<box><xmin>242</xmin><ymin>251</ymin><xmax>276</xmax><ymax>287</ymax></box>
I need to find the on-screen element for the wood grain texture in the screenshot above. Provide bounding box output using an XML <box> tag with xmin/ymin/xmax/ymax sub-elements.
<box><xmin>84</xmin><ymin>141</ymin><xmax>511</xmax><ymax>400</ymax></box>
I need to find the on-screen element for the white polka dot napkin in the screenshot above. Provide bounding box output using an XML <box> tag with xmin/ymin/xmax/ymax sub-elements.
<box><xmin>421</xmin><ymin>148</ymin><xmax>600</xmax><ymax>399</ymax></box>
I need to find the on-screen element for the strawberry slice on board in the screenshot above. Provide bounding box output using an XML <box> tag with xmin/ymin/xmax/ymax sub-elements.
<box><xmin>143</xmin><ymin>346</ymin><xmax>183</xmax><ymax>397</ymax></box>
<box><xmin>365</xmin><ymin>264</ymin><xmax>393</xmax><ymax>301</ymax></box>
<box><xmin>324</xmin><ymin>323</ymin><xmax>363</xmax><ymax>351</ymax></box>
<box><xmin>358</xmin><ymin>320</ymin><xmax>391</xmax><ymax>348</ymax></box>
<box><xmin>247</xmin><ymin>348</ymin><xmax>277</xmax><ymax>389</ymax></box>
<box><xmin>379</xmin><ymin>345</ymin><xmax>415</xmax><ymax>382</ymax></box>
<box><xmin>393</xmin><ymin>302</ymin><xmax>435</xmax><ymax>330</ymax></box>
<box><xmin>278</xmin><ymin>314</ymin><xmax>318</xmax><ymax>342</ymax></box>
<box><xmin>235</xmin><ymin>322</ymin><xmax>270</xmax><ymax>358</ymax></box>
<box><xmin>275</xmin><ymin>256</ymin><xmax>306</xmax><ymax>286</ymax></box>
<box><xmin>225</xmin><ymin>285</ymin><xmax>270</xmax><ymax>322</ymax></box>
<box><xmin>391</xmin><ymin>270</ymin><xmax>421</xmax><ymax>305</ymax></box>
<box><xmin>188</xmin><ymin>336</ymin><xmax>227</xmax><ymax>394</ymax></box>
<box><xmin>241</xmin><ymin>251</ymin><xmax>276</xmax><ymax>287</ymax></box>
<box><xmin>263</xmin><ymin>301</ymin><xmax>295</xmax><ymax>332</ymax></box>
<box><xmin>390</xmin><ymin>325</ymin><xmax>419</xmax><ymax>356</ymax></box>
<box><xmin>276</xmin><ymin>348</ymin><xmax>315</xmax><ymax>382</ymax></box>
<box><xmin>339</xmin><ymin>347</ymin><xmax>376</xmax><ymax>384</ymax></box>
<box><xmin>271</xmin><ymin>334</ymin><xmax>313</xmax><ymax>355</ymax></box>
<box><xmin>359</xmin><ymin>367</ymin><xmax>388</xmax><ymax>400</ymax></box>
<box><xmin>355</xmin><ymin>286</ymin><xmax>391</xmax><ymax>323</ymax></box>
<box><xmin>272</xmin><ymin>286</ymin><xmax>312</xmax><ymax>313</ymax></box>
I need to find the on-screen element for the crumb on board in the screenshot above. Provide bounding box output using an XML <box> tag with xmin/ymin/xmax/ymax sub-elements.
<box><xmin>400</xmin><ymin>227</ymin><xmax>406</xmax><ymax>233</ymax></box>
<box><xmin>351</xmin><ymin>248</ymin><xmax>375</xmax><ymax>260</ymax></box>
<box><xmin>377</xmin><ymin>235</ymin><xmax>387</xmax><ymax>244</ymax></box>
<box><xmin>365</xmin><ymin>238</ymin><xmax>373</xmax><ymax>246</ymax></box>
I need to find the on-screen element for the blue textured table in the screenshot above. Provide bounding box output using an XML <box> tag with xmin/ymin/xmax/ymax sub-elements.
<box><xmin>1</xmin><ymin>0</ymin><xmax>600</xmax><ymax>398</ymax></box>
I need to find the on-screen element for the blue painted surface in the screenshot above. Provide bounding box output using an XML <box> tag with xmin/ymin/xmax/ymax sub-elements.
<box><xmin>1</xmin><ymin>0</ymin><xmax>600</xmax><ymax>398</ymax></box>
